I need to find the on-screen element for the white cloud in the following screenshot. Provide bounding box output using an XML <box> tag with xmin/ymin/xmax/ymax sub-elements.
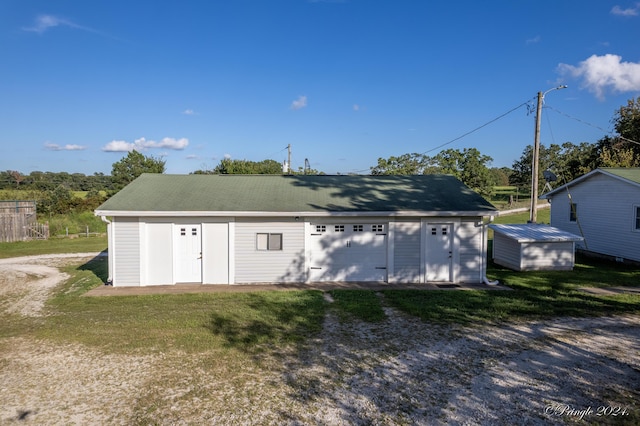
<box><xmin>22</xmin><ymin>14</ymin><xmax>121</xmax><ymax>41</ymax></box>
<box><xmin>224</xmin><ymin>153</ymin><xmax>232</xmax><ymax>159</ymax></box>
<box><xmin>557</xmin><ymin>54</ymin><xmax>640</xmax><ymax>100</ymax></box>
<box><xmin>526</xmin><ymin>35</ymin><xmax>541</xmax><ymax>44</ymax></box>
<box><xmin>185</xmin><ymin>154</ymin><xmax>199</xmax><ymax>160</ymax></box>
<box><xmin>353</xmin><ymin>104</ymin><xmax>360</xmax><ymax>111</ymax></box>
<box><xmin>102</xmin><ymin>140</ymin><xmax>135</xmax><ymax>152</ymax></box>
<box><xmin>22</xmin><ymin>14</ymin><xmax>95</xmax><ymax>34</ymax></box>
<box><xmin>44</xmin><ymin>142</ymin><xmax>86</xmax><ymax>151</ymax></box>
<box><xmin>611</xmin><ymin>3</ymin><xmax>640</xmax><ymax>16</ymax></box>
<box><xmin>182</xmin><ymin>109</ymin><xmax>196</xmax><ymax>115</ymax></box>
<box><xmin>101</xmin><ymin>137</ymin><xmax>189</xmax><ymax>152</ymax></box>
<box><xmin>291</xmin><ymin>95</ymin><xmax>308</xmax><ymax>110</ymax></box>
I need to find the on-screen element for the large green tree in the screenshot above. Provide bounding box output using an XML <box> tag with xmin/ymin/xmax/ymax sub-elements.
<box><xmin>194</xmin><ymin>158</ymin><xmax>283</xmax><ymax>175</ymax></box>
<box><xmin>371</xmin><ymin>148</ymin><xmax>495</xmax><ymax>196</ymax></box>
<box><xmin>111</xmin><ymin>150</ymin><xmax>166</xmax><ymax>189</ymax></box>
<box><xmin>370</xmin><ymin>153</ymin><xmax>437</xmax><ymax>175</ymax></box>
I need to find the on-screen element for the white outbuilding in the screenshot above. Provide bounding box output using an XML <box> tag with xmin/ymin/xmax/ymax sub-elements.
<box><xmin>489</xmin><ymin>224</ymin><xmax>584</xmax><ymax>271</ymax></box>
<box><xmin>95</xmin><ymin>174</ymin><xmax>499</xmax><ymax>287</ymax></box>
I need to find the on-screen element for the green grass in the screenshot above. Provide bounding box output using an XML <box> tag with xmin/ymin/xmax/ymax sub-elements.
<box><xmin>25</xmin><ymin>257</ymin><xmax>326</xmax><ymax>354</ymax></box>
<box><xmin>382</xmin><ymin>254</ymin><xmax>640</xmax><ymax>324</ymax></box>
<box><xmin>0</xmin><ymin>235</ymin><xmax>107</xmax><ymax>259</ymax></box>
<box><xmin>329</xmin><ymin>290</ymin><xmax>386</xmax><ymax>322</ymax></box>
<box><xmin>494</xmin><ymin>206</ymin><xmax>550</xmax><ymax>224</ymax></box>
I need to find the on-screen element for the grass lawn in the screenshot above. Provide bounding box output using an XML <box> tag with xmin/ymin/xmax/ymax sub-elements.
<box><xmin>0</xmin><ymin>228</ymin><xmax>638</xmax><ymax>355</ymax></box>
<box><xmin>0</xmin><ymin>235</ymin><xmax>107</xmax><ymax>259</ymax></box>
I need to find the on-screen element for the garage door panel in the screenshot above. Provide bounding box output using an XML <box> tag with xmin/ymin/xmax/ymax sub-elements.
<box><xmin>309</xmin><ymin>224</ymin><xmax>387</xmax><ymax>282</ymax></box>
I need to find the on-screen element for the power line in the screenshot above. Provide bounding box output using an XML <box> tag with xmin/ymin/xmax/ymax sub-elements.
<box><xmin>546</xmin><ymin>105</ymin><xmax>640</xmax><ymax>146</ymax></box>
<box><xmin>347</xmin><ymin>98</ymin><xmax>536</xmax><ymax>174</ymax></box>
<box><xmin>420</xmin><ymin>98</ymin><xmax>534</xmax><ymax>155</ymax></box>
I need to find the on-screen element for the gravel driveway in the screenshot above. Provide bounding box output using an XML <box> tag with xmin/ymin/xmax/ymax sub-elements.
<box><xmin>1</xmin><ymin>254</ymin><xmax>639</xmax><ymax>425</ymax></box>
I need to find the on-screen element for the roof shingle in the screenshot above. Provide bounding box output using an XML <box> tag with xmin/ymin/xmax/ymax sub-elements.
<box><xmin>96</xmin><ymin>174</ymin><xmax>497</xmax><ymax>215</ymax></box>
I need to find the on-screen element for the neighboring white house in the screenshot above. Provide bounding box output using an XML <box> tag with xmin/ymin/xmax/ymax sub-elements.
<box><xmin>541</xmin><ymin>167</ymin><xmax>640</xmax><ymax>263</ymax></box>
<box><xmin>94</xmin><ymin>174</ymin><xmax>498</xmax><ymax>287</ymax></box>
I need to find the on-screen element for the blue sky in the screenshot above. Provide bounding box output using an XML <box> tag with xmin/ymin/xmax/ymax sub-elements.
<box><xmin>1</xmin><ymin>1</ymin><xmax>639</xmax><ymax>175</ymax></box>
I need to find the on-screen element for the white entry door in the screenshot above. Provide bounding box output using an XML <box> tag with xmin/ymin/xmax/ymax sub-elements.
<box><xmin>174</xmin><ymin>224</ymin><xmax>202</xmax><ymax>283</ymax></box>
<box><xmin>426</xmin><ymin>223</ymin><xmax>453</xmax><ymax>282</ymax></box>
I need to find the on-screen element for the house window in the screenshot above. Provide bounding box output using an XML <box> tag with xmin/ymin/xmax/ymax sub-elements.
<box><xmin>315</xmin><ymin>225</ymin><xmax>326</xmax><ymax>233</ymax></box>
<box><xmin>569</xmin><ymin>203</ymin><xmax>578</xmax><ymax>222</ymax></box>
<box><xmin>372</xmin><ymin>224</ymin><xmax>384</xmax><ymax>232</ymax></box>
<box><xmin>256</xmin><ymin>233</ymin><xmax>283</xmax><ymax>251</ymax></box>
<box><xmin>353</xmin><ymin>225</ymin><xmax>363</xmax><ymax>232</ymax></box>
<box><xmin>635</xmin><ymin>206</ymin><xmax>640</xmax><ymax>231</ymax></box>
<box><xmin>335</xmin><ymin>225</ymin><xmax>345</xmax><ymax>232</ymax></box>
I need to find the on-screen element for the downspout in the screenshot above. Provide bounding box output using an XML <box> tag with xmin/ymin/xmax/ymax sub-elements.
<box><xmin>480</xmin><ymin>214</ymin><xmax>499</xmax><ymax>286</ymax></box>
<box><xmin>100</xmin><ymin>215</ymin><xmax>114</xmax><ymax>284</ymax></box>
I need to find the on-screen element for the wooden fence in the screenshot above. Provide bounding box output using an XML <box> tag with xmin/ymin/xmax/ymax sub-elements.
<box><xmin>0</xmin><ymin>201</ymin><xmax>49</xmax><ymax>242</ymax></box>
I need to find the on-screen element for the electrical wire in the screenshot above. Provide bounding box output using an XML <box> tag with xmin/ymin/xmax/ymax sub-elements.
<box><xmin>546</xmin><ymin>105</ymin><xmax>640</xmax><ymax>146</ymax></box>
<box><xmin>420</xmin><ymin>98</ymin><xmax>534</xmax><ymax>155</ymax></box>
<box><xmin>349</xmin><ymin>97</ymin><xmax>535</xmax><ymax>174</ymax></box>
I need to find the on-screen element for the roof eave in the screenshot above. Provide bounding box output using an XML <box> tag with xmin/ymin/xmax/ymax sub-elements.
<box><xmin>95</xmin><ymin>209</ymin><xmax>498</xmax><ymax>218</ymax></box>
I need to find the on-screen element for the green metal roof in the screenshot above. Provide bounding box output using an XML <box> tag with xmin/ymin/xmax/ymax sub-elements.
<box><xmin>601</xmin><ymin>167</ymin><xmax>640</xmax><ymax>184</ymax></box>
<box><xmin>95</xmin><ymin>174</ymin><xmax>496</xmax><ymax>215</ymax></box>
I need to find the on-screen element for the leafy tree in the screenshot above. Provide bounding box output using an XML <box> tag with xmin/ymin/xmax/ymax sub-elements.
<box><xmin>38</xmin><ymin>185</ymin><xmax>78</xmax><ymax>215</ymax></box>
<box><xmin>613</xmin><ymin>97</ymin><xmax>640</xmax><ymax>152</ymax></box>
<box><xmin>371</xmin><ymin>148</ymin><xmax>494</xmax><ymax>196</ymax></box>
<box><xmin>371</xmin><ymin>153</ymin><xmax>436</xmax><ymax>175</ymax></box>
<box><xmin>488</xmin><ymin>167</ymin><xmax>511</xmax><ymax>186</ymax></box>
<box><xmin>111</xmin><ymin>150</ymin><xmax>166</xmax><ymax>189</ymax></box>
<box><xmin>206</xmin><ymin>158</ymin><xmax>283</xmax><ymax>174</ymax></box>
<box><xmin>433</xmin><ymin>148</ymin><xmax>494</xmax><ymax>196</ymax></box>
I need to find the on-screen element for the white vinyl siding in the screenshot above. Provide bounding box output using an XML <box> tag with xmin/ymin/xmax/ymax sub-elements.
<box><xmin>521</xmin><ymin>242</ymin><xmax>576</xmax><ymax>270</ymax></box>
<box><xmin>113</xmin><ymin>217</ymin><xmax>141</xmax><ymax>286</ymax></box>
<box><xmin>392</xmin><ymin>220</ymin><xmax>421</xmax><ymax>282</ymax></box>
<box><xmin>492</xmin><ymin>233</ymin><xmax>521</xmax><ymax>271</ymax></box>
<box><xmin>234</xmin><ymin>219</ymin><xmax>305</xmax><ymax>283</ymax></box>
<box><xmin>549</xmin><ymin>173</ymin><xmax>640</xmax><ymax>262</ymax></box>
<box><xmin>457</xmin><ymin>220</ymin><xmax>484</xmax><ymax>282</ymax></box>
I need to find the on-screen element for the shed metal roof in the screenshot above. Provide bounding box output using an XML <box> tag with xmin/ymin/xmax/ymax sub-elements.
<box><xmin>95</xmin><ymin>174</ymin><xmax>497</xmax><ymax>217</ymax></box>
<box><xmin>489</xmin><ymin>224</ymin><xmax>584</xmax><ymax>243</ymax></box>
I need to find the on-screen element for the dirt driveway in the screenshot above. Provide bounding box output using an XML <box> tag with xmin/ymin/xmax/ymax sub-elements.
<box><xmin>1</xmin><ymin>254</ymin><xmax>639</xmax><ymax>425</ymax></box>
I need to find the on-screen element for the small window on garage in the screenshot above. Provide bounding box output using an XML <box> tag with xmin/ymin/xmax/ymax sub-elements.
<box><xmin>569</xmin><ymin>203</ymin><xmax>578</xmax><ymax>222</ymax></box>
<box><xmin>372</xmin><ymin>224</ymin><xmax>384</xmax><ymax>232</ymax></box>
<box><xmin>335</xmin><ymin>225</ymin><xmax>345</xmax><ymax>232</ymax></box>
<box><xmin>256</xmin><ymin>233</ymin><xmax>283</xmax><ymax>250</ymax></box>
<box><xmin>635</xmin><ymin>205</ymin><xmax>640</xmax><ymax>231</ymax></box>
<box><xmin>315</xmin><ymin>225</ymin><xmax>326</xmax><ymax>233</ymax></box>
<box><xmin>353</xmin><ymin>225</ymin><xmax>363</xmax><ymax>232</ymax></box>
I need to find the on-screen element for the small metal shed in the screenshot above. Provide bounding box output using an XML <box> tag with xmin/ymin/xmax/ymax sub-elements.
<box><xmin>489</xmin><ymin>224</ymin><xmax>584</xmax><ymax>271</ymax></box>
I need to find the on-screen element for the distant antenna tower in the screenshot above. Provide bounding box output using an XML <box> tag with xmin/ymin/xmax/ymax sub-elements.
<box><xmin>304</xmin><ymin>158</ymin><xmax>311</xmax><ymax>175</ymax></box>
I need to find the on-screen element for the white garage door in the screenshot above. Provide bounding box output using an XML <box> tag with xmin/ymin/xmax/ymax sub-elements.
<box><xmin>308</xmin><ymin>223</ymin><xmax>387</xmax><ymax>282</ymax></box>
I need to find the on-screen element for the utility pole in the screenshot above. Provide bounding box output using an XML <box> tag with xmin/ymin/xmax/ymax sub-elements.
<box><xmin>529</xmin><ymin>91</ymin><xmax>543</xmax><ymax>223</ymax></box>
<box><xmin>287</xmin><ymin>144</ymin><xmax>292</xmax><ymax>175</ymax></box>
<box><xmin>529</xmin><ymin>85</ymin><xmax>567</xmax><ymax>223</ymax></box>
